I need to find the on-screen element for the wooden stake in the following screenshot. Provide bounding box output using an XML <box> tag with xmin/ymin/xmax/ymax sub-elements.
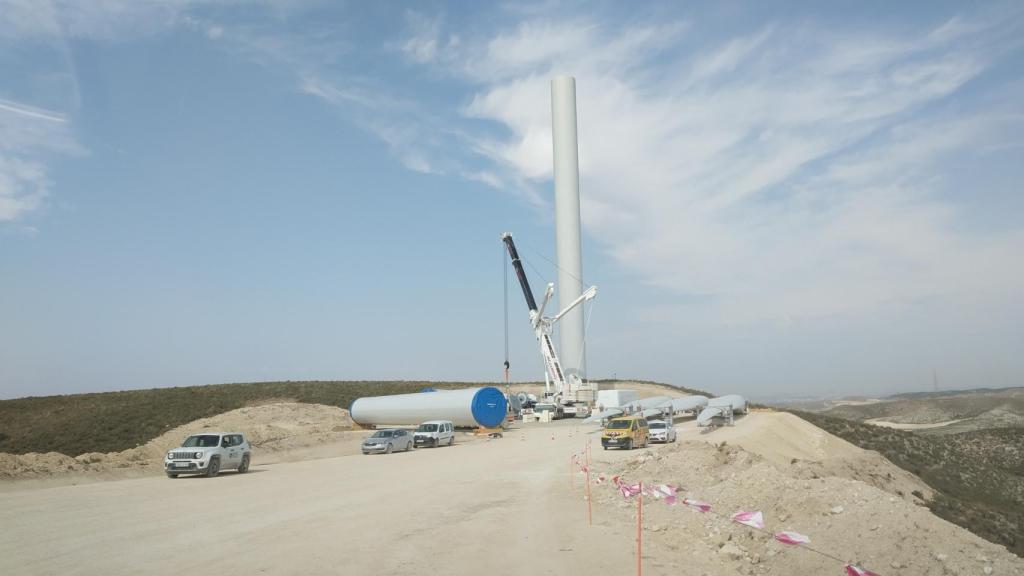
<box><xmin>586</xmin><ymin>464</ymin><xmax>592</xmax><ymax>526</ymax></box>
<box><xmin>634</xmin><ymin>477</ymin><xmax>643</xmax><ymax>573</ymax></box>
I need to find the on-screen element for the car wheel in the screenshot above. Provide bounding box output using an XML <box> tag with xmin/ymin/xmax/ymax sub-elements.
<box><xmin>385</xmin><ymin>443</ymin><xmax>392</xmax><ymax>454</ymax></box>
<box><xmin>238</xmin><ymin>455</ymin><xmax>250</xmax><ymax>473</ymax></box>
<box><xmin>206</xmin><ymin>457</ymin><xmax>220</xmax><ymax>478</ymax></box>
<box><xmin>448</xmin><ymin>436</ymin><xmax>454</xmax><ymax>446</ymax></box>
<box><xmin>625</xmin><ymin>439</ymin><xmax>633</xmax><ymax>450</ymax></box>
<box><xmin>603</xmin><ymin>446</ymin><xmax>608</xmax><ymax>450</ymax></box>
<box><xmin>166</xmin><ymin>473</ymin><xmax>178</xmax><ymax>478</ymax></box>
<box><xmin>406</xmin><ymin>441</ymin><xmax>413</xmax><ymax>451</ymax></box>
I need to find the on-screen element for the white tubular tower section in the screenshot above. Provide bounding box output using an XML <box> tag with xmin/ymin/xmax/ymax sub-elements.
<box><xmin>551</xmin><ymin>75</ymin><xmax>586</xmax><ymax>386</ymax></box>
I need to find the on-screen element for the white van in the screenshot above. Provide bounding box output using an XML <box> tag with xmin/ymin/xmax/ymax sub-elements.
<box><xmin>414</xmin><ymin>420</ymin><xmax>454</xmax><ymax>447</ymax></box>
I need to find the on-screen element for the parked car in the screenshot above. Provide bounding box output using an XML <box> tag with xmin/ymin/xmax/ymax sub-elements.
<box><xmin>648</xmin><ymin>419</ymin><xmax>677</xmax><ymax>443</ymax></box>
<box><xmin>414</xmin><ymin>420</ymin><xmax>454</xmax><ymax>447</ymax></box>
<box><xmin>165</xmin><ymin>432</ymin><xmax>251</xmax><ymax>478</ymax></box>
<box><xmin>601</xmin><ymin>416</ymin><xmax>650</xmax><ymax>450</ymax></box>
<box><xmin>362</xmin><ymin>429</ymin><xmax>413</xmax><ymax>454</ymax></box>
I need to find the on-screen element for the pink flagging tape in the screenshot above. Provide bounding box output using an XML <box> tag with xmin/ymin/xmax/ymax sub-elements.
<box><xmin>731</xmin><ymin>510</ymin><xmax>765</xmax><ymax>529</ymax></box>
<box><xmin>682</xmin><ymin>498</ymin><xmax>712</xmax><ymax>513</ymax></box>
<box><xmin>578</xmin><ymin>456</ymin><xmax>882</xmax><ymax>576</ymax></box>
<box><xmin>619</xmin><ymin>482</ymin><xmax>643</xmax><ymax>498</ymax></box>
<box><xmin>644</xmin><ymin>484</ymin><xmax>678</xmax><ymax>505</ymax></box>
<box><xmin>845</xmin><ymin>566</ymin><xmax>881</xmax><ymax>576</ymax></box>
<box><xmin>774</xmin><ymin>531</ymin><xmax>811</xmax><ymax>545</ymax></box>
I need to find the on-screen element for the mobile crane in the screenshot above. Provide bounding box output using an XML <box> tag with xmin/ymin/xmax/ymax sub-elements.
<box><xmin>502</xmin><ymin>233</ymin><xmax>597</xmax><ymax>417</ymax></box>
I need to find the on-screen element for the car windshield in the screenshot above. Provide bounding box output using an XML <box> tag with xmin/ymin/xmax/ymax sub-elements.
<box><xmin>417</xmin><ymin>424</ymin><xmax>438</xmax><ymax>432</ymax></box>
<box><xmin>607</xmin><ymin>420</ymin><xmax>632</xmax><ymax>429</ymax></box>
<box><xmin>649</xmin><ymin>422</ymin><xmax>666</xmax><ymax>429</ymax></box>
<box><xmin>182</xmin><ymin>435</ymin><xmax>221</xmax><ymax>447</ymax></box>
<box><xmin>371</xmin><ymin>431</ymin><xmax>394</xmax><ymax>438</ymax></box>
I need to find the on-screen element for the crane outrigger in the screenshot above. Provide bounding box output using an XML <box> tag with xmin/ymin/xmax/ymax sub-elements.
<box><xmin>502</xmin><ymin>232</ymin><xmax>597</xmax><ymax>417</ymax></box>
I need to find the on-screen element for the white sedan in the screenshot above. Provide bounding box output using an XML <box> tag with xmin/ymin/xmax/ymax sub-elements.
<box><xmin>648</xmin><ymin>420</ymin><xmax>677</xmax><ymax>443</ymax></box>
<box><xmin>361</xmin><ymin>429</ymin><xmax>414</xmax><ymax>454</ymax></box>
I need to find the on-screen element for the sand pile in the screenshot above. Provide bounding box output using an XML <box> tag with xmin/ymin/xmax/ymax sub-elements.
<box><xmin>693</xmin><ymin>412</ymin><xmax>934</xmax><ymax>500</ymax></box>
<box><xmin>0</xmin><ymin>403</ymin><xmax>354</xmax><ymax>480</ymax></box>
<box><xmin>586</xmin><ymin>415</ymin><xmax>1023</xmax><ymax>574</ymax></box>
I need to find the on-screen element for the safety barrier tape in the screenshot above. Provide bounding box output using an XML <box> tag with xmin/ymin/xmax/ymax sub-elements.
<box><xmin>570</xmin><ymin>450</ymin><xmax>882</xmax><ymax>576</ymax></box>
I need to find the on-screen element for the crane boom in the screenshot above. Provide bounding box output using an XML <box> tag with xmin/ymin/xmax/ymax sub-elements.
<box><xmin>501</xmin><ymin>233</ymin><xmax>538</xmax><ymax>313</ymax></box>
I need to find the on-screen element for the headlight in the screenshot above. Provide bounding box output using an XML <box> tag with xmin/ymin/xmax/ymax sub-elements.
<box><xmin>167</xmin><ymin>452</ymin><xmax>173</xmax><ymax>459</ymax></box>
<box><xmin>193</xmin><ymin>451</ymin><xmax>203</xmax><ymax>459</ymax></box>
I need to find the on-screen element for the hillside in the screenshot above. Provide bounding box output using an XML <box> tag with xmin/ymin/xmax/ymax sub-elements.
<box><xmin>792</xmin><ymin>410</ymin><xmax>1024</xmax><ymax>556</ymax></box>
<box><xmin>0</xmin><ymin>380</ymin><xmax>465</xmax><ymax>456</ymax></box>
<box><xmin>0</xmin><ymin>379</ymin><xmax>706</xmax><ymax>456</ymax></box>
<box><xmin>600</xmin><ymin>414</ymin><xmax>1024</xmax><ymax>573</ymax></box>
<box><xmin>4</xmin><ymin>410</ymin><xmax>1022</xmax><ymax>575</ymax></box>
<box><xmin>0</xmin><ymin>402</ymin><xmax>358</xmax><ymax>481</ymax></box>
<box><xmin>821</xmin><ymin>387</ymin><xmax>1024</xmax><ymax>435</ymax></box>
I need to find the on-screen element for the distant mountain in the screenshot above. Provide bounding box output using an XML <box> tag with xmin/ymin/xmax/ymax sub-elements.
<box><xmin>821</xmin><ymin>386</ymin><xmax>1024</xmax><ymax>435</ymax></box>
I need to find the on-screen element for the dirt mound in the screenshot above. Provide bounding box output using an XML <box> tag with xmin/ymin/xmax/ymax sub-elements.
<box><xmin>690</xmin><ymin>412</ymin><xmax>933</xmax><ymax>500</ymax></box>
<box><xmin>590</xmin><ymin>424</ymin><xmax>1023</xmax><ymax>573</ymax></box>
<box><xmin>0</xmin><ymin>403</ymin><xmax>354</xmax><ymax>480</ymax></box>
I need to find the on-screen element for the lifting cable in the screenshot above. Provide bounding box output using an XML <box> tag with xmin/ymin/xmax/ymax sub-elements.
<box><xmin>503</xmin><ymin>243</ymin><xmax>510</xmax><ymax>382</ymax></box>
<box><xmin>523</xmin><ymin>241</ymin><xmax>582</xmax><ymax>285</ymax></box>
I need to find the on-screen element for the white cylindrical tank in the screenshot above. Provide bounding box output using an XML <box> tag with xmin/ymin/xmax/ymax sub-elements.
<box><xmin>349</xmin><ymin>387</ymin><xmax>508</xmax><ymax>428</ymax></box>
<box><xmin>551</xmin><ymin>75</ymin><xmax>587</xmax><ymax>383</ymax></box>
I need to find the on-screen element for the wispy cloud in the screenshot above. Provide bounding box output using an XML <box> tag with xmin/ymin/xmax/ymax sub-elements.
<box><xmin>0</xmin><ymin>0</ymin><xmax>190</xmax><ymax>41</ymax></box>
<box><xmin>0</xmin><ymin>97</ymin><xmax>81</xmax><ymax>222</ymax></box>
<box><xmin>0</xmin><ymin>0</ymin><xmax>187</xmax><ymax>225</ymax></box>
<box><xmin>0</xmin><ymin>99</ymin><xmax>67</xmax><ymax>123</ymax></box>
<box><xmin>399</xmin><ymin>11</ymin><xmax>443</xmax><ymax>64</ymax></box>
<box><xmin>406</xmin><ymin>9</ymin><xmax>1024</xmax><ymax>326</ymax></box>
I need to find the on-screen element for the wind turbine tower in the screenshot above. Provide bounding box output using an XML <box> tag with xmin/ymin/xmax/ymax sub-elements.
<box><xmin>550</xmin><ymin>75</ymin><xmax>589</xmax><ymax>396</ymax></box>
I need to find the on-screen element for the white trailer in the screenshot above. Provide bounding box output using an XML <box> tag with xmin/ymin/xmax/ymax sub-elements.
<box><xmin>596</xmin><ymin>389</ymin><xmax>639</xmax><ymax>410</ymax></box>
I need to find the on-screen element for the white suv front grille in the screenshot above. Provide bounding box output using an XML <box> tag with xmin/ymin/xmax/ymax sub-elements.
<box><xmin>170</xmin><ymin>451</ymin><xmax>196</xmax><ymax>460</ymax></box>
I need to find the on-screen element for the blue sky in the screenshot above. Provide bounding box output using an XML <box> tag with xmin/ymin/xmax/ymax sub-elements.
<box><xmin>1</xmin><ymin>1</ymin><xmax>1022</xmax><ymax>400</ymax></box>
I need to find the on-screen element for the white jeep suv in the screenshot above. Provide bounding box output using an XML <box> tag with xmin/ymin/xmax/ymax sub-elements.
<box><xmin>165</xmin><ymin>432</ymin><xmax>251</xmax><ymax>478</ymax></box>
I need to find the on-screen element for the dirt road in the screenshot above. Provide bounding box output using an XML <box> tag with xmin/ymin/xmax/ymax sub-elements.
<box><xmin>0</xmin><ymin>421</ymin><xmax>639</xmax><ymax>576</ymax></box>
<box><xmin>5</xmin><ymin>413</ymin><xmax>1022</xmax><ymax>575</ymax></box>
